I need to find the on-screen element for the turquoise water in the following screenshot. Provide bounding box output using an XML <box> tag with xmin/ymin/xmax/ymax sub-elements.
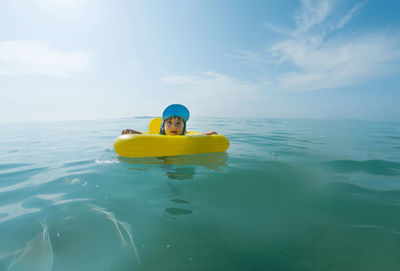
<box><xmin>1</xmin><ymin>117</ymin><xmax>400</xmax><ymax>270</ymax></box>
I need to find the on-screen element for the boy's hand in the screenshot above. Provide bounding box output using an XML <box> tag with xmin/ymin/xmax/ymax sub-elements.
<box><xmin>121</xmin><ymin>129</ymin><xmax>141</xmax><ymax>135</ymax></box>
<box><xmin>203</xmin><ymin>131</ymin><xmax>217</xmax><ymax>135</ymax></box>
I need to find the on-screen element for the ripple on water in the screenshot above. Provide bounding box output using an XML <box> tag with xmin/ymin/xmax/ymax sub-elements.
<box><xmin>1</xmin><ymin>118</ymin><xmax>400</xmax><ymax>270</ymax></box>
<box><xmin>0</xmin><ymin>163</ymin><xmax>31</xmax><ymax>171</ymax></box>
<box><xmin>0</xmin><ymin>201</ymin><xmax>40</xmax><ymax>223</ymax></box>
<box><xmin>323</xmin><ymin>159</ymin><xmax>400</xmax><ymax>176</ymax></box>
<box><xmin>0</xmin><ymin>167</ymin><xmax>50</xmax><ymax>194</ymax></box>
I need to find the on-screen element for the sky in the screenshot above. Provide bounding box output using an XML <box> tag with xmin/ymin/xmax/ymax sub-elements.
<box><xmin>1</xmin><ymin>0</ymin><xmax>400</xmax><ymax>123</ymax></box>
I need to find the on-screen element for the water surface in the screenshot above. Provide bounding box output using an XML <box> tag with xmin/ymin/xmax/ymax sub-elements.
<box><xmin>1</xmin><ymin>118</ymin><xmax>400</xmax><ymax>270</ymax></box>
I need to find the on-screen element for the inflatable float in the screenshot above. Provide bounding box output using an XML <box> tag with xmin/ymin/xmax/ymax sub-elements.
<box><xmin>114</xmin><ymin>117</ymin><xmax>230</xmax><ymax>158</ymax></box>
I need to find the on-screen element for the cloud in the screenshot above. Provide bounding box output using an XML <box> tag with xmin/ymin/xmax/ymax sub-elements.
<box><xmin>0</xmin><ymin>40</ymin><xmax>90</xmax><ymax>77</ymax></box>
<box><xmin>294</xmin><ymin>0</ymin><xmax>331</xmax><ymax>35</ymax></box>
<box><xmin>3</xmin><ymin>0</ymin><xmax>92</xmax><ymax>21</ymax></box>
<box><xmin>333</xmin><ymin>1</ymin><xmax>366</xmax><ymax>30</ymax></box>
<box><xmin>161</xmin><ymin>72</ymin><xmax>260</xmax><ymax>116</ymax></box>
<box><xmin>270</xmin><ymin>33</ymin><xmax>400</xmax><ymax>91</ymax></box>
<box><xmin>34</xmin><ymin>0</ymin><xmax>92</xmax><ymax>20</ymax></box>
<box><xmin>162</xmin><ymin>71</ymin><xmax>258</xmax><ymax>94</ymax></box>
<box><xmin>264</xmin><ymin>22</ymin><xmax>290</xmax><ymax>36</ymax></box>
<box><xmin>163</xmin><ymin>0</ymin><xmax>400</xmax><ymax>103</ymax></box>
<box><xmin>258</xmin><ymin>0</ymin><xmax>400</xmax><ymax>91</ymax></box>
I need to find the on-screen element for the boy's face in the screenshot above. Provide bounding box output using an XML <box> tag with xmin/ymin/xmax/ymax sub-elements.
<box><xmin>164</xmin><ymin>117</ymin><xmax>184</xmax><ymax>135</ymax></box>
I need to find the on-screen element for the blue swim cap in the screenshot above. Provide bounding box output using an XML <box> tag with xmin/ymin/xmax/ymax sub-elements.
<box><xmin>162</xmin><ymin>104</ymin><xmax>190</xmax><ymax>122</ymax></box>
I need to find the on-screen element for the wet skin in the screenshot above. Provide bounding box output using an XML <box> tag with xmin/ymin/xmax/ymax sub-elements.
<box><xmin>164</xmin><ymin>117</ymin><xmax>184</xmax><ymax>135</ymax></box>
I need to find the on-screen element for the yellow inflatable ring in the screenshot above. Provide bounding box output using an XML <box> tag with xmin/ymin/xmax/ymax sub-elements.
<box><xmin>114</xmin><ymin>118</ymin><xmax>230</xmax><ymax>158</ymax></box>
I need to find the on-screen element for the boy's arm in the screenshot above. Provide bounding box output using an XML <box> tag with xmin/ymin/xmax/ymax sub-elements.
<box><xmin>202</xmin><ymin>131</ymin><xmax>217</xmax><ymax>135</ymax></box>
<box><xmin>121</xmin><ymin>129</ymin><xmax>142</xmax><ymax>135</ymax></box>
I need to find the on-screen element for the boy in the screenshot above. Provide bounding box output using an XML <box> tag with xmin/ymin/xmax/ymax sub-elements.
<box><xmin>121</xmin><ymin>104</ymin><xmax>216</xmax><ymax>136</ymax></box>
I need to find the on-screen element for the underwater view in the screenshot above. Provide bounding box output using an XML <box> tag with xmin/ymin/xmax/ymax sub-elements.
<box><xmin>1</xmin><ymin>117</ymin><xmax>400</xmax><ymax>271</ymax></box>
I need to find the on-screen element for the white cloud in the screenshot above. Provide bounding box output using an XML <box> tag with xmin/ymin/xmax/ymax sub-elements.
<box><xmin>163</xmin><ymin>0</ymin><xmax>400</xmax><ymax>104</ymax></box>
<box><xmin>333</xmin><ymin>1</ymin><xmax>366</xmax><ymax>30</ymax></box>
<box><xmin>162</xmin><ymin>71</ymin><xmax>258</xmax><ymax>92</ymax></box>
<box><xmin>170</xmin><ymin>1</ymin><xmax>400</xmax><ymax>95</ymax></box>
<box><xmin>161</xmin><ymin>72</ymin><xmax>260</xmax><ymax>116</ymax></box>
<box><xmin>0</xmin><ymin>40</ymin><xmax>90</xmax><ymax>77</ymax></box>
<box><xmin>34</xmin><ymin>0</ymin><xmax>92</xmax><ymax>20</ymax></box>
<box><xmin>270</xmin><ymin>33</ymin><xmax>400</xmax><ymax>91</ymax></box>
<box><xmin>261</xmin><ymin>0</ymin><xmax>400</xmax><ymax>91</ymax></box>
<box><xmin>294</xmin><ymin>0</ymin><xmax>331</xmax><ymax>35</ymax></box>
<box><xmin>264</xmin><ymin>22</ymin><xmax>290</xmax><ymax>36</ymax></box>
<box><xmin>3</xmin><ymin>0</ymin><xmax>92</xmax><ymax>21</ymax></box>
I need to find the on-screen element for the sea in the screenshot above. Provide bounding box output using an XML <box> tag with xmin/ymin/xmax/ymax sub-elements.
<box><xmin>0</xmin><ymin>117</ymin><xmax>399</xmax><ymax>271</ymax></box>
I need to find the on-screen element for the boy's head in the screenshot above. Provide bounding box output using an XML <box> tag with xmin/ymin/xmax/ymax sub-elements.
<box><xmin>160</xmin><ymin>116</ymin><xmax>186</xmax><ymax>135</ymax></box>
<box><xmin>160</xmin><ymin>104</ymin><xmax>189</xmax><ymax>135</ymax></box>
